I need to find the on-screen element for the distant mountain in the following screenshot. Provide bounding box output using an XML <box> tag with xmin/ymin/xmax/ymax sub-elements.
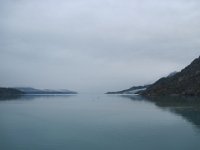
<box><xmin>106</xmin><ymin>85</ymin><xmax>150</xmax><ymax>94</ymax></box>
<box><xmin>0</xmin><ymin>87</ymin><xmax>24</xmax><ymax>96</ymax></box>
<box><xmin>142</xmin><ymin>56</ymin><xmax>200</xmax><ymax>96</ymax></box>
<box><xmin>15</xmin><ymin>87</ymin><xmax>77</xmax><ymax>94</ymax></box>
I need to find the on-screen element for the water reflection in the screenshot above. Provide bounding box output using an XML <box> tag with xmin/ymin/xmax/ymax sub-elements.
<box><xmin>0</xmin><ymin>94</ymin><xmax>200</xmax><ymax>150</ymax></box>
<box><xmin>122</xmin><ymin>95</ymin><xmax>200</xmax><ymax>129</ymax></box>
<box><xmin>0</xmin><ymin>95</ymin><xmax>23</xmax><ymax>101</ymax></box>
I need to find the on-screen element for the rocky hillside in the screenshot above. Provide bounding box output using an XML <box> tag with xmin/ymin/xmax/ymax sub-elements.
<box><xmin>142</xmin><ymin>56</ymin><xmax>200</xmax><ymax>96</ymax></box>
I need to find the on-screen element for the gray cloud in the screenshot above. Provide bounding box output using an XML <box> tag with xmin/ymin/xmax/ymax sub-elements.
<box><xmin>0</xmin><ymin>0</ymin><xmax>200</xmax><ymax>93</ymax></box>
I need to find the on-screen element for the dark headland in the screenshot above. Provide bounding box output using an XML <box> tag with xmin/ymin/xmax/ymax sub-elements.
<box><xmin>107</xmin><ymin>56</ymin><xmax>200</xmax><ymax>96</ymax></box>
<box><xmin>0</xmin><ymin>87</ymin><xmax>77</xmax><ymax>97</ymax></box>
<box><xmin>0</xmin><ymin>87</ymin><xmax>24</xmax><ymax>96</ymax></box>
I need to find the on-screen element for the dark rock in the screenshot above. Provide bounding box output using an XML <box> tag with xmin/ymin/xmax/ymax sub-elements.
<box><xmin>142</xmin><ymin>56</ymin><xmax>200</xmax><ymax>96</ymax></box>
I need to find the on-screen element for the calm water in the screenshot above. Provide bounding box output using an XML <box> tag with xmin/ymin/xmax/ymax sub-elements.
<box><xmin>0</xmin><ymin>94</ymin><xmax>200</xmax><ymax>150</ymax></box>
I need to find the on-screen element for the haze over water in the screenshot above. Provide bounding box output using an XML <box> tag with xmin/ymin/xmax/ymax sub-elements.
<box><xmin>0</xmin><ymin>94</ymin><xmax>200</xmax><ymax>150</ymax></box>
<box><xmin>1</xmin><ymin>1</ymin><xmax>200</xmax><ymax>149</ymax></box>
<box><xmin>1</xmin><ymin>0</ymin><xmax>200</xmax><ymax>93</ymax></box>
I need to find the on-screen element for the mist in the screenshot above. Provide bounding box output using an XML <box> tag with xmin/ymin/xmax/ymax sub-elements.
<box><xmin>0</xmin><ymin>0</ymin><xmax>200</xmax><ymax>93</ymax></box>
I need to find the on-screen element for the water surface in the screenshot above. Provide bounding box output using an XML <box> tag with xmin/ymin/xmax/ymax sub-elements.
<box><xmin>0</xmin><ymin>94</ymin><xmax>200</xmax><ymax>150</ymax></box>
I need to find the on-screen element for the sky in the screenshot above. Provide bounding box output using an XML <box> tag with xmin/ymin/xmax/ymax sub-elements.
<box><xmin>0</xmin><ymin>0</ymin><xmax>200</xmax><ymax>93</ymax></box>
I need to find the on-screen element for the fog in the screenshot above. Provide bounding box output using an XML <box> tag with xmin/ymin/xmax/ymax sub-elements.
<box><xmin>0</xmin><ymin>0</ymin><xmax>200</xmax><ymax>93</ymax></box>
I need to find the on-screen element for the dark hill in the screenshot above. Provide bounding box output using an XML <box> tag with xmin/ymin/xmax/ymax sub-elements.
<box><xmin>15</xmin><ymin>87</ymin><xmax>78</xmax><ymax>94</ymax></box>
<box><xmin>0</xmin><ymin>87</ymin><xmax>24</xmax><ymax>96</ymax></box>
<box><xmin>142</xmin><ymin>56</ymin><xmax>200</xmax><ymax>96</ymax></box>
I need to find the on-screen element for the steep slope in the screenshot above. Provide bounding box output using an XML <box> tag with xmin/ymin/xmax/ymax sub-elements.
<box><xmin>142</xmin><ymin>56</ymin><xmax>200</xmax><ymax>96</ymax></box>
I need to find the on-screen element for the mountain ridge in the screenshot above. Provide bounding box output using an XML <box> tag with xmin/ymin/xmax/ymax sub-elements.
<box><xmin>0</xmin><ymin>87</ymin><xmax>77</xmax><ymax>96</ymax></box>
<box><xmin>142</xmin><ymin>56</ymin><xmax>200</xmax><ymax>96</ymax></box>
<box><xmin>106</xmin><ymin>56</ymin><xmax>200</xmax><ymax>96</ymax></box>
<box><xmin>15</xmin><ymin>87</ymin><xmax>77</xmax><ymax>94</ymax></box>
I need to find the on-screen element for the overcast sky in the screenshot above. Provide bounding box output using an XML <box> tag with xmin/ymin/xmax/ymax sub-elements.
<box><xmin>0</xmin><ymin>0</ymin><xmax>200</xmax><ymax>93</ymax></box>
